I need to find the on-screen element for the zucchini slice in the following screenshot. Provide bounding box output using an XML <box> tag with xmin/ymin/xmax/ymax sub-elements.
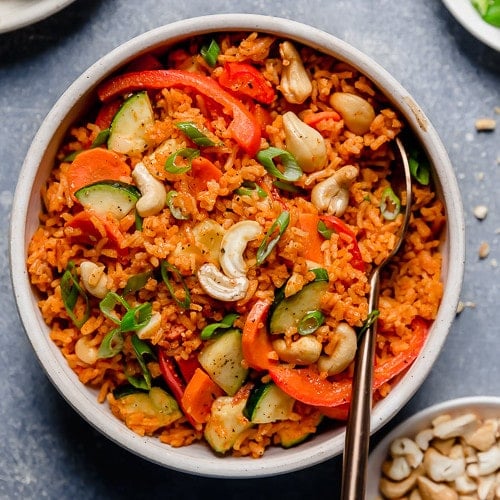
<box><xmin>277</xmin><ymin>413</ymin><xmax>324</xmax><ymax>448</ymax></box>
<box><xmin>108</xmin><ymin>91</ymin><xmax>154</xmax><ymax>155</ymax></box>
<box><xmin>114</xmin><ymin>386</ymin><xmax>182</xmax><ymax>427</ymax></box>
<box><xmin>74</xmin><ymin>180</ymin><xmax>141</xmax><ymax>220</ymax></box>
<box><xmin>244</xmin><ymin>382</ymin><xmax>295</xmax><ymax>424</ymax></box>
<box><xmin>198</xmin><ymin>328</ymin><xmax>248</xmax><ymax>396</ymax></box>
<box><xmin>269</xmin><ymin>279</ymin><xmax>329</xmax><ymax>335</ymax></box>
<box><xmin>204</xmin><ymin>394</ymin><xmax>252</xmax><ymax>453</ymax></box>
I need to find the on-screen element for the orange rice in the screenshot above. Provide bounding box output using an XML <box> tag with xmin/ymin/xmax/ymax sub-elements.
<box><xmin>27</xmin><ymin>32</ymin><xmax>444</xmax><ymax>458</ymax></box>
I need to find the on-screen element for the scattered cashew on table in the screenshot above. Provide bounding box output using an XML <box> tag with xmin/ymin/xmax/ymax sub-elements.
<box><xmin>377</xmin><ymin>412</ymin><xmax>500</xmax><ymax>499</ymax></box>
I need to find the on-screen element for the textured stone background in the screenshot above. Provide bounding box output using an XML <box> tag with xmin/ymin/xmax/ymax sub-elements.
<box><xmin>0</xmin><ymin>1</ymin><xmax>499</xmax><ymax>498</ymax></box>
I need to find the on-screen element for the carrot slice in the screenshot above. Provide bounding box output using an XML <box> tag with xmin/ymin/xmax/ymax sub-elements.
<box><xmin>187</xmin><ymin>156</ymin><xmax>222</xmax><ymax>195</ymax></box>
<box><xmin>297</xmin><ymin>213</ymin><xmax>324</xmax><ymax>265</ymax></box>
<box><xmin>65</xmin><ymin>148</ymin><xmax>131</xmax><ymax>200</ymax></box>
<box><xmin>181</xmin><ymin>368</ymin><xmax>225</xmax><ymax>424</ymax></box>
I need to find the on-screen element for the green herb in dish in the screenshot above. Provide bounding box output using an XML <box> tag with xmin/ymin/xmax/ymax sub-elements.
<box><xmin>472</xmin><ymin>0</ymin><xmax>500</xmax><ymax>27</ymax></box>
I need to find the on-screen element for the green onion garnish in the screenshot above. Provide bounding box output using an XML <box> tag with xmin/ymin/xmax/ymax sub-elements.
<box><xmin>357</xmin><ymin>309</ymin><xmax>380</xmax><ymax>341</ymax></box>
<box><xmin>256</xmin><ymin>211</ymin><xmax>290</xmax><ymax>265</ymax></box>
<box><xmin>472</xmin><ymin>0</ymin><xmax>500</xmax><ymax>27</ymax></box>
<box><xmin>310</xmin><ymin>267</ymin><xmax>329</xmax><ymax>282</ymax></box>
<box><xmin>165</xmin><ymin>147</ymin><xmax>200</xmax><ymax>174</ymax></box>
<box><xmin>200</xmin><ymin>313</ymin><xmax>239</xmax><ymax>340</ymax></box>
<box><xmin>408</xmin><ymin>149</ymin><xmax>430</xmax><ymax>185</ymax></box>
<box><xmin>160</xmin><ymin>260</ymin><xmax>191</xmax><ymax>309</ymax></box>
<box><xmin>235</xmin><ymin>181</ymin><xmax>268</xmax><ymax>198</ymax></box>
<box><xmin>175</xmin><ymin>122</ymin><xmax>216</xmax><ymax>147</ymax></box>
<box><xmin>99</xmin><ymin>292</ymin><xmax>152</xmax><ymax>332</ymax></box>
<box><xmin>272</xmin><ymin>180</ymin><xmax>302</xmax><ymax>193</ymax></box>
<box><xmin>317</xmin><ymin>220</ymin><xmax>333</xmax><ymax>239</ymax></box>
<box><xmin>60</xmin><ymin>261</ymin><xmax>90</xmax><ymax>328</ymax></box>
<box><xmin>298</xmin><ymin>310</ymin><xmax>325</xmax><ymax>335</ymax></box>
<box><xmin>380</xmin><ymin>186</ymin><xmax>401</xmax><ymax>221</ymax></box>
<box><xmin>97</xmin><ymin>328</ymin><xmax>124</xmax><ymax>358</ymax></box>
<box><xmin>166</xmin><ymin>190</ymin><xmax>190</xmax><ymax>220</ymax></box>
<box><xmin>63</xmin><ymin>129</ymin><xmax>110</xmax><ymax>162</ymax></box>
<box><xmin>127</xmin><ymin>334</ymin><xmax>156</xmax><ymax>390</ymax></box>
<box><xmin>256</xmin><ymin>147</ymin><xmax>302</xmax><ymax>182</ymax></box>
<box><xmin>123</xmin><ymin>270</ymin><xmax>153</xmax><ymax>296</ymax></box>
<box><xmin>200</xmin><ymin>39</ymin><xmax>220</xmax><ymax>67</ymax></box>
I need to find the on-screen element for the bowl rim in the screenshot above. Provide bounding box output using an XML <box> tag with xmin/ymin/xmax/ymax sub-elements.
<box><xmin>366</xmin><ymin>395</ymin><xmax>500</xmax><ymax>495</ymax></box>
<box><xmin>9</xmin><ymin>13</ymin><xmax>465</xmax><ymax>478</ymax></box>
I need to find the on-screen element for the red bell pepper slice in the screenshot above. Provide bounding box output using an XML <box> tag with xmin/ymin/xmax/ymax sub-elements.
<box><xmin>158</xmin><ymin>349</ymin><xmax>200</xmax><ymax>428</ymax></box>
<box><xmin>97</xmin><ymin>69</ymin><xmax>262</xmax><ymax>156</ymax></box>
<box><xmin>319</xmin><ymin>214</ymin><xmax>366</xmax><ymax>272</ymax></box>
<box><xmin>270</xmin><ymin>316</ymin><xmax>430</xmax><ymax>408</ymax></box>
<box><xmin>218</xmin><ymin>62</ymin><xmax>275</xmax><ymax>104</ymax></box>
<box><xmin>242</xmin><ymin>299</ymin><xmax>277</xmax><ymax>371</ymax></box>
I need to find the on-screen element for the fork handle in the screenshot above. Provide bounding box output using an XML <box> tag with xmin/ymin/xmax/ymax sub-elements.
<box><xmin>341</xmin><ymin>269</ymin><xmax>381</xmax><ymax>500</ymax></box>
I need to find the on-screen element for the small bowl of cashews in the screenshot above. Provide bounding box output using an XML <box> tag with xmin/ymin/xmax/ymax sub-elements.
<box><xmin>10</xmin><ymin>14</ymin><xmax>464</xmax><ymax>477</ymax></box>
<box><xmin>367</xmin><ymin>396</ymin><xmax>500</xmax><ymax>499</ymax></box>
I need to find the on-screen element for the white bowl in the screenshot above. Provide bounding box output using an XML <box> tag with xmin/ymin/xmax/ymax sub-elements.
<box><xmin>9</xmin><ymin>14</ymin><xmax>465</xmax><ymax>478</ymax></box>
<box><xmin>367</xmin><ymin>396</ymin><xmax>500</xmax><ymax>498</ymax></box>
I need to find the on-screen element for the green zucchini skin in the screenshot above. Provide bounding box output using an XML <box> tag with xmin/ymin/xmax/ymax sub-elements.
<box><xmin>204</xmin><ymin>395</ymin><xmax>252</xmax><ymax>453</ymax></box>
<box><xmin>198</xmin><ymin>328</ymin><xmax>248</xmax><ymax>396</ymax></box>
<box><xmin>108</xmin><ymin>91</ymin><xmax>154</xmax><ymax>155</ymax></box>
<box><xmin>269</xmin><ymin>279</ymin><xmax>329</xmax><ymax>335</ymax></box>
<box><xmin>74</xmin><ymin>180</ymin><xmax>141</xmax><ymax>219</ymax></box>
<box><xmin>244</xmin><ymin>382</ymin><xmax>295</xmax><ymax>423</ymax></box>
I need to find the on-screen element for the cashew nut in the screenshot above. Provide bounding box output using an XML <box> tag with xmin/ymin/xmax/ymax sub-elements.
<box><xmin>220</xmin><ymin>221</ymin><xmax>262</xmax><ymax>278</ymax></box>
<box><xmin>282</xmin><ymin>111</ymin><xmax>327</xmax><ymax>173</ymax></box>
<box><xmin>423</xmin><ymin>447</ymin><xmax>465</xmax><ymax>482</ymax></box>
<box><xmin>390</xmin><ymin>437</ymin><xmax>425</xmax><ymax>469</ymax></box>
<box><xmin>132</xmin><ymin>162</ymin><xmax>166</xmax><ymax>217</ymax></box>
<box><xmin>433</xmin><ymin>413</ymin><xmax>478</xmax><ymax>440</ymax></box>
<box><xmin>279</xmin><ymin>41</ymin><xmax>312</xmax><ymax>104</ymax></box>
<box><xmin>197</xmin><ymin>263</ymin><xmax>249</xmax><ymax>302</ymax></box>
<box><xmin>379</xmin><ymin>465</ymin><xmax>425</xmax><ymax>499</ymax></box>
<box><xmin>311</xmin><ymin>165</ymin><xmax>358</xmax><ymax>217</ymax></box>
<box><xmin>79</xmin><ymin>261</ymin><xmax>108</xmax><ymax>298</ymax></box>
<box><xmin>272</xmin><ymin>336</ymin><xmax>322</xmax><ymax>365</ymax></box>
<box><xmin>416</xmin><ymin>476</ymin><xmax>459</xmax><ymax>500</ymax></box>
<box><xmin>74</xmin><ymin>336</ymin><xmax>98</xmax><ymax>365</ymax></box>
<box><xmin>136</xmin><ymin>311</ymin><xmax>162</xmax><ymax>341</ymax></box>
<box><xmin>382</xmin><ymin>456</ymin><xmax>412</xmax><ymax>481</ymax></box>
<box><xmin>464</xmin><ymin>419</ymin><xmax>498</xmax><ymax>452</ymax></box>
<box><xmin>317</xmin><ymin>322</ymin><xmax>357</xmax><ymax>375</ymax></box>
<box><xmin>477</xmin><ymin>445</ymin><xmax>500</xmax><ymax>476</ymax></box>
<box><xmin>329</xmin><ymin>92</ymin><xmax>376</xmax><ymax>135</ymax></box>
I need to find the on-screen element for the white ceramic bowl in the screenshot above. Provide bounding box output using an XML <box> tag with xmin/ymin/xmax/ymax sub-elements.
<box><xmin>10</xmin><ymin>14</ymin><xmax>465</xmax><ymax>478</ymax></box>
<box><xmin>367</xmin><ymin>396</ymin><xmax>500</xmax><ymax>498</ymax></box>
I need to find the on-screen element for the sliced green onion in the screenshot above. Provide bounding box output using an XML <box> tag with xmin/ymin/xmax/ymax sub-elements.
<box><xmin>97</xmin><ymin>328</ymin><xmax>124</xmax><ymax>358</ymax></box>
<box><xmin>123</xmin><ymin>270</ymin><xmax>153</xmax><ymax>295</ymax></box>
<box><xmin>120</xmin><ymin>302</ymin><xmax>152</xmax><ymax>332</ymax></box>
<box><xmin>200</xmin><ymin>39</ymin><xmax>220</xmax><ymax>67</ymax></box>
<box><xmin>200</xmin><ymin>313</ymin><xmax>239</xmax><ymax>340</ymax></box>
<box><xmin>135</xmin><ymin>210</ymin><xmax>143</xmax><ymax>231</ymax></box>
<box><xmin>357</xmin><ymin>309</ymin><xmax>380</xmax><ymax>341</ymax></box>
<box><xmin>256</xmin><ymin>211</ymin><xmax>290</xmax><ymax>265</ymax></box>
<box><xmin>380</xmin><ymin>186</ymin><xmax>401</xmax><ymax>221</ymax></box>
<box><xmin>234</xmin><ymin>181</ymin><xmax>268</xmax><ymax>198</ymax></box>
<box><xmin>256</xmin><ymin>147</ymin><xmax>302</xmax><ymax>182</ymax></box>
<box><xmin>160</xmin><ymin>261</ymin><xmax>191</xmax><ymax>309</ymax></box>
<box><xmin>165</xmin><ymin>147</ymin><xmax>200</xmax><ymax>174</ymax></box>
<box><xmin>272</xmin><ymin>180</ymin><xmax>302</xmax><ymax>193</ymax></box>
<box><xmin>175</xmin><ymin>122</ymin><xmax>216</xmax><ymax>147</ymax></box>
<box><xmin>60</xmin><ymin>261</ymin><xmax>90</xmax><ymax>328</ymax></box>
<box><xmin>99</xmin><ymin>292</ymin><xmax>128</xmax><ymax>325</ymax></box>
<box><xmin>127</xmin><ymin>334</ymin><xmax>156</xmax><ymax>390</ymax></box>
<box><xmin>408</xmin><ymin>149</ymin><xmax>430</xmax><ymax>185</ymax></box>
<box><xmin>472</xmin><ymin>0</ymin><xmax>500</xmax><ymax>26</ymax></box>
<box><xmin>310</xmin><ymin>267</ymin><xmax>329</xmax><ymax>282</ymax></box>
<box><xmin>166</xmin><ymin>190</ymin><xmax>190</xmax><ymax>220</ymax></box>
<box><xmin>317</xmin><ymin>220</ymin><xmax>333</xmax><ymax>239</ymax></box>
<box><xmin>298</xmin><ymin>310</ymin><xmax>325</xmax><ymax>335</ymax></box>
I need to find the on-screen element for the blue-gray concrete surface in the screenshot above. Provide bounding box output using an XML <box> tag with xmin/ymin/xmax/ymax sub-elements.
<box><xmin>1</xmin><ymin>1</ymin><xmax>499</xmax><ymax>498</ymax></box>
